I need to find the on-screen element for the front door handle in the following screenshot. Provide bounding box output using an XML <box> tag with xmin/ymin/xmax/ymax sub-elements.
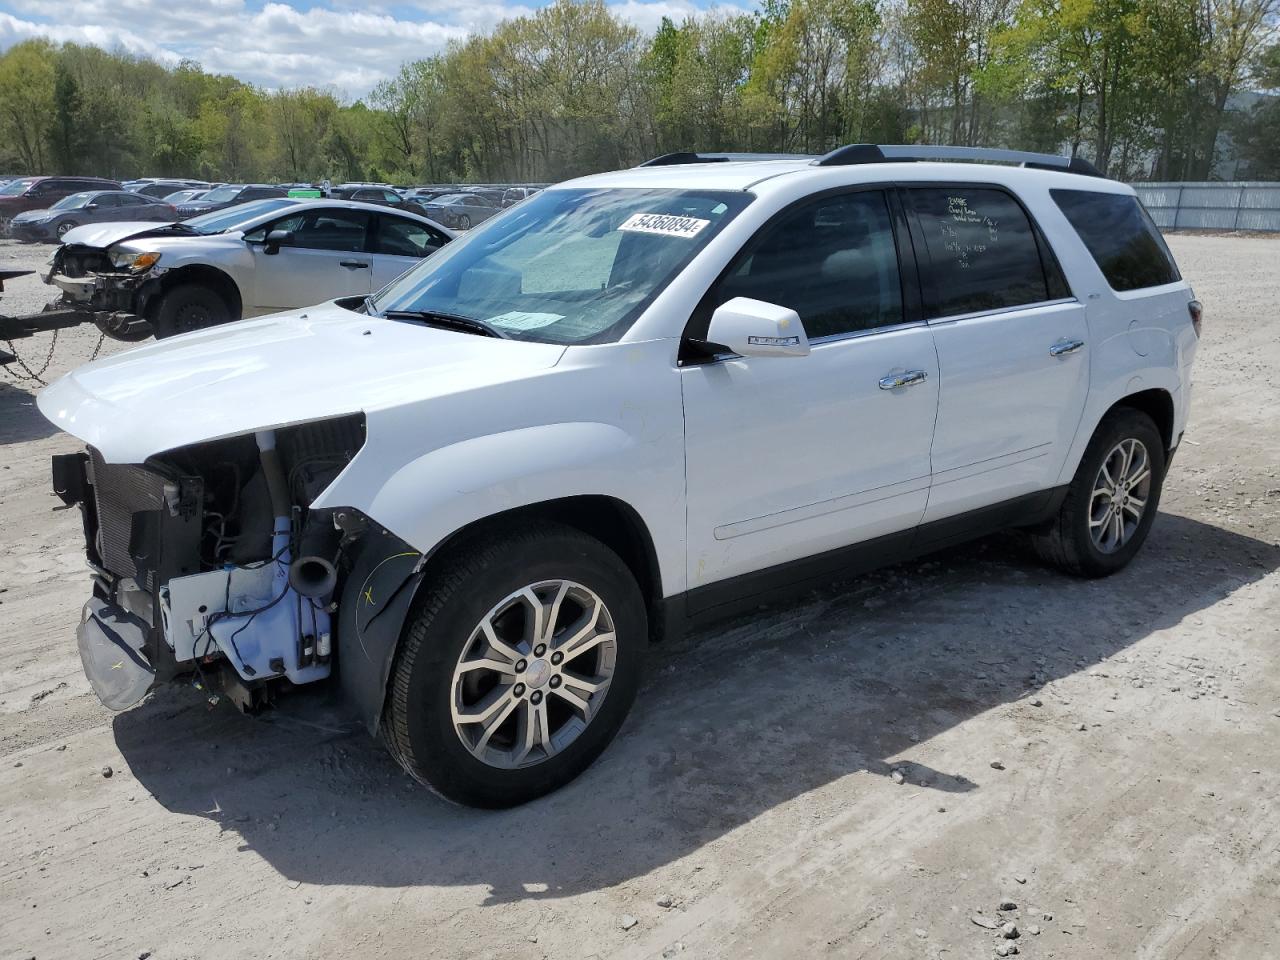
<box><xmin>339</xmin><ymin>260</ymin><xmax>370</xmax><ymax>269</ymax></box>
<box><xmin>1049</xmin><ymin>338</ymin><xmax>1085</xmax><ymax>356</ymax></box>
<box><xmin>878</xmin><ymin>369</ymin><xmax>928</xmax><ymax>390</ymax></box>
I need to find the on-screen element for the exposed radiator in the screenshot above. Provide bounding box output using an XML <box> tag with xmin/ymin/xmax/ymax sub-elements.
<box><xmin>88</xmin><ymin>447</ymin><xmax>167</xmax><ymax>589</ymax></box>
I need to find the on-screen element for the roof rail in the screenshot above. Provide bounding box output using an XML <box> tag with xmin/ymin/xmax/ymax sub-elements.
<box><xmin>814</xmin><ymin>144</ymin><xmax>1103</xmax><ymax>178</ymax></box>
<box><xmin>638</xmin><ymin>151</ymin><xmax>813</xmax><ymax>167</ymax></box>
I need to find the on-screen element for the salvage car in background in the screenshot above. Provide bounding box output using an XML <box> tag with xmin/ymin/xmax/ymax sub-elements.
<box><xmin>46</xmin><ymin>198</ymin><xmax>452</xmax><ymax>339</ymax></box>
<box><xmin>0</xmin><ymin>175</ymin><xmax>122</xmax><ymax>234</ymax></box>
<box><xmin>8</xmin><ymin>189</ymin><xmax>178</xmax><ymax>241</ymax></box>
<box><xmin>415</xmin><ymin>191</ymin><xmax>502</xmax><ymax>229</ymax></box>
<box><xmin>173</xmin><ymin>183</ymin><xmax>288</xmax><ymax>217</ymax></box>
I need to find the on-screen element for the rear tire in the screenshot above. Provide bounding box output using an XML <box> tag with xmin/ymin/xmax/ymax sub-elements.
<box><xmin>386</xmin><ymin>522</ymin><xmax>647</xmax><ymax>808</ymax></box>
<box><xmin>153</xmin><ymin>283</ymin><xmax>232</xmax><ymax>338</ymax></box>
<box><xmin>1030</xmin><ymin>407</ymin><xmax>1166</xmax><ymax>577</ymax></box>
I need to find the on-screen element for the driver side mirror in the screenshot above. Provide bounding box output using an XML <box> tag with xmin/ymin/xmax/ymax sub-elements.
<box><xmin>262</xmin><ymin>229</ymin><xmax>294</xmax><ymax>255</ymax></box>
<box><xmin>85</xmin><ymin>202</ymin><xmax>99</xmax><ymax>210</ymax></box>
<box><xmin>704</xmin><ymin>297</ymin><xmax>810</xmax><ymax>359</ymax></box>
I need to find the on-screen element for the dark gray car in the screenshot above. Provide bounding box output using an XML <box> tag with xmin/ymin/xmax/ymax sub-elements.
<box><xmin>7</xmin><ymin>190</ymin><xmax>178</xmax><ymax>242</ymax></box>
<box><xmin>415</xmin><ymin>192</ymin><xmax>503</xmax><ymax>230</ymax></box>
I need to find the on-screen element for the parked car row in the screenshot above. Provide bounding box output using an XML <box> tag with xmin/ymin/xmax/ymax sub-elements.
<box><xmin>1</xmin><ymin>177</ymin><xmax>543</xmax><ymax>239</ymax></box>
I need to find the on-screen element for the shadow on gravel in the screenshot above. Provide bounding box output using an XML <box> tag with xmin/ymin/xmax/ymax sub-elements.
<box><xmin>114</xmin><ymin>512</ymin><xmax>1280</xmax><ymax>903</ymax></box>
<box><xmin>0</xmin><ymin>380</ymin><xmax>56</xmax><ymax>445</ymax></box>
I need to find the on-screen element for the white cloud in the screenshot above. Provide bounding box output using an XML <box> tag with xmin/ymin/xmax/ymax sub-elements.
<box><xmin>0</xmin><ymin>0</ymin><xmax>759</xmax><ymax>97</ymax></box>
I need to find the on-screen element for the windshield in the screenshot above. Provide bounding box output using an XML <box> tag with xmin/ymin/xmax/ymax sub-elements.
<box><xmin>52</xmin><ymin>192</ymin><xmax>95</xmax><ymax>210</ymax></box>
<box><xmin>0</xmin><ymin>178</ymin><xmax>36</xmax><ymax>196</ymax></box>
<box><xmin>183</xmin><ymin>198</ymin><xmax>297</xmax><ymax>234</ymax></box>
<box><xmin>200</xmin><ymin>186</ymin><xmax>242</xmax><ymax>203</ymax></box>
<box><xmin>370</xmin><ymin>187</ymin><xmax>752</xmax><ymax>344</ymax></box>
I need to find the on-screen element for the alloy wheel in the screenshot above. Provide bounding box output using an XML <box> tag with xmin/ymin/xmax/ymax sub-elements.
<box><xmin>1089</xmin><ymin>437</ymin><xmax>1152</xmax><ymax>554</ymax></box>
<box><xmin>450</xmin><ymin>580</ymin><xmax>617</xmax><ymax>769</ymax></box>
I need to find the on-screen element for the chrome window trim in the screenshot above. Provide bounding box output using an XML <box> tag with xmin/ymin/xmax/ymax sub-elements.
<box><xmin>925</xmin><ymin>296</ymin><xmax>1079</xmax><ymax>326</ymax></box>
<box><xmin>809</xmin><ymin>317</ymin><xmax>930</xmax><ymax>346</ymax></box>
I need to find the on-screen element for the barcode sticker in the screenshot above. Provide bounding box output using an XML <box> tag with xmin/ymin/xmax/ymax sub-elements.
<box><xmin>618</xmin><ymin>212</ymin><xmax>710</xmax><ymax>238</ymax></box>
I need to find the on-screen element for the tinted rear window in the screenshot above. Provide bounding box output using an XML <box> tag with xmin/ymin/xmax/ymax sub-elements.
<box><xmin>908</xmin><ymin>186</ymin><xmax>1055</xmax><ymax>317</ymax></box>
<box><xmin>1051</xmin><ymin>190</ymin><xmax>1180</xmax><ymax>291</ymax></box>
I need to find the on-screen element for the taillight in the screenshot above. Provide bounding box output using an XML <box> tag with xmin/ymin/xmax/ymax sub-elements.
<box><xmin>1188</xmin><ymin>299</ymin><xmax>1203</xmax><ymax>338</ymax></box>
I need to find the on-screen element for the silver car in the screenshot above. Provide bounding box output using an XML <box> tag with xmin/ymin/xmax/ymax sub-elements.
<box><xmin>45</xmin><ymin>199</ymin><xmax>454</xmax><ymax>339</ymax></box>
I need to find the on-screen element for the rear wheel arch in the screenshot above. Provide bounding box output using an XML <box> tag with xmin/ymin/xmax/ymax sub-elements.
<box><xmin>1112</xmin><ymin>388</ymin><xmax>1175</xmax><ymax>454</ymax></box>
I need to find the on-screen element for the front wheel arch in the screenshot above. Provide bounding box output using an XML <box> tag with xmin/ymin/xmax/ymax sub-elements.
<box><xmin>146</xmin><ymin>264</ymin><xmax>244</xmax><ymax>325</ymax></box>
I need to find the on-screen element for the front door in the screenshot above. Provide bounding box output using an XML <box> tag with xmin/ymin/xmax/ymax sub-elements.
<box><xmin>247</xmin><ymin>208</ymin><xmax>373</xmax><ymax>314</ymax></box>
<box><xmin>902</xmin><ymin>185</ymin><xmax>1091</xmax><ymax>524</ymax></box>
<box><xmin>681</xmin><ymin>189</ymin><xmax>939</xmax><ymax>605</ymax></box>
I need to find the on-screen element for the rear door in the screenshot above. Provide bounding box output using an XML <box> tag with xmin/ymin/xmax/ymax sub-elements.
<box><xmin>246</xmin><ymin>208</ymin><xmax>374</xmax><ymax>313</ymax></box>
<box><xmin>368</xmin><ymin>213</ymin><xmax>449</xmax><ymax>290</ymax></box>
<box><xmin>904</xmin><ymin>184</ymin><xmax>1090</xmax><ymax>526</ymax></box>
<box><xmin>681</xmin><ymin>188</ymin><xmax>939</xmax><ymax>601</ymax></box>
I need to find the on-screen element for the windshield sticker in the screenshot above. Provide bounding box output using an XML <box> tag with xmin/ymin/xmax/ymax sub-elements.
<box><xmin>618</xmin><ymin>212</ymin><xmax>710</xmax><ymax>238</ymax></box>
<box><xmin>487</xmin><ymin>310</ymin><xmax>564</xmax><ymax>330</ymax></box>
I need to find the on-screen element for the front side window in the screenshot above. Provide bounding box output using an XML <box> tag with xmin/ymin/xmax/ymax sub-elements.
<box><xmin>370</xmin><ymin>187</ymin><xmax>752</xmax><ymax>344</ymax></box>
<box><xmin>709</xmin><ymin>190</ymin><xmax>904</xmax><ymax>340</ymax></box>
<box><xmin>908</xmin><ymin>186</ymin><xmax>1053</xmax><ymax>317</ymax></box>
<box><xmin>1052</xmin><ymin>189</ymin><xmax>1180</xmax><ymax>291</ymax></box>
<box><xmin>248</xmin><ymin>209</ymin><xmax>370</xmax><ymax>251</ymax></box>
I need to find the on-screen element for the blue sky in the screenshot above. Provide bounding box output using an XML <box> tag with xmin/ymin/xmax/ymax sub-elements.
<box><xmin>0</xmin><ymin>0</ymin><xmax>753</xmax><ymax>98</ymax></box>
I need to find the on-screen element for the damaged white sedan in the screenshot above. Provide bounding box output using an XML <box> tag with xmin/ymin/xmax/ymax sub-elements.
<box><xmin>38</xmin><ymin>148</ymin><xmax>1197</xmax><ymax>807</ymax></box>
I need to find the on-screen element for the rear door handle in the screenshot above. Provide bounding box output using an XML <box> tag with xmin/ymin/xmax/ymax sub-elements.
<box><xmin>339</xmin><ymin>260</ymin><xmax>370</xmax><ymax>269</ymax></box>
<box><xmin>878</xmin><ymin>370</ymin><xmax>928</xmax><ymax>390</ymax></box>
<box><xmin>1049</xmin><ymin>338</ymin><xmax>1085</xmax><ymax>356</ymax></box>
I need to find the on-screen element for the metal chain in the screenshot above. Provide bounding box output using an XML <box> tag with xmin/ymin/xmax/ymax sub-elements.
<box><xmin>1</xmin><ymin>327</ymin><xmax>108</xmax><ymax>386</ymax></box>
<box><xmin>1</xmin><ymin>328</ymin><xmax>60</xmax><ymax>386</ymax></box>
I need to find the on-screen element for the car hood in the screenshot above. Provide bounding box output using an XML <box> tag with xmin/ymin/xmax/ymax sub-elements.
<box><xmin>60</xmin><ymin>221</ymin><xmax>191</xmax><ymax>249</ymax></box>
<box><xmin>11</xmin><ymin>208</ymin><xmax>56</xmax><ymax>222</ymax></box>
<box><xmin>38</xmin><ymin>301</ymin><xmax>568</xmax><ymax>464</ymax></box>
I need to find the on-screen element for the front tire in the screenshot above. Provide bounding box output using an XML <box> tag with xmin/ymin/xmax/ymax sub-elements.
<box><xmin>457</xmin><ymin>214</ymin><xmax>471</xmax><ymax>229</ymax></box>
<box><xmin>56</xmin><ymin>220</ymin><xmax>78</xmax><ymax>239</ymax></box>
<box><xmin>152</xmin><ymin>283</ymin><xmax>232</xmax><ymax>338</ymax></box>
<box><xmin>1031</xmin><ymin>407</ymin><xmax>1166</xmax><ymax>577</ymax></box>
<box><xmin>386</xmin><ymin>523</ymin><xmax>647</xmax><ymax>808</ymax></box>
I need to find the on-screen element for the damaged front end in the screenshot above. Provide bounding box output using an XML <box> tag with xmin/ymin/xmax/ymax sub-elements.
<box><xmin>54</xmin><ymin>414</ymin><xmax>379</xmax><ymax>712</ymax></box>
<box><xmin>44</xmin><ymin>243</ymin><xmax>165</xmax><ymax>339</ymax></box>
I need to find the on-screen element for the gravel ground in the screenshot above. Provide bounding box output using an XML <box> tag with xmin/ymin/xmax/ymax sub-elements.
<box><xmin>2</xmin><ymin>234</ymin><xmax>1279</xmax><ymax>960</ymax></box>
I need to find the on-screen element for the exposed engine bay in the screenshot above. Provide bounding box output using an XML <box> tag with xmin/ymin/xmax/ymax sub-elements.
<box><xmin>53</xmin><ymin>414</ymin><xmax>370</xmax><ymax>712</ymax></box>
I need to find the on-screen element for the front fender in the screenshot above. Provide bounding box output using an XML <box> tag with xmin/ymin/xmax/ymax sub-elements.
<box><xmin>317</xmin><ymin>420</ymin><xmax>640</xmax><ymax>557</ymax></box>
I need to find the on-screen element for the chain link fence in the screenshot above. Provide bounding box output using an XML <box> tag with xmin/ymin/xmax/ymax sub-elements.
<box><xmin>1134</xmin><ymin>182</ymin><xmax>1280</xmax><ymax>232</ymax></box>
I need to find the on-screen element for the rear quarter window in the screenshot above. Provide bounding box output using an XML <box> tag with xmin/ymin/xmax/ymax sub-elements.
<box><xmin>1051</xmin><ymin>189</ymin><xmax>1180</xmax><ymax>291</ymax></box>
<box><xmin>907</xmin><ymin>186</ymin><xmax>1060</xmax><ymax>317</ymax></box>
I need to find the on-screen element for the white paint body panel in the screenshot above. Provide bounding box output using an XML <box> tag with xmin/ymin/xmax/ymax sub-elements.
<box><xmin>682</xmin><ymin>327</ymin><xmax>937</xmax><ymax>586</ymax></box>
<box><xmin>39</xmin><ymin>159</ymin><xmax>1197</xmax><ymax>608</ymax></box>
<box><xmin>923</xmin><ymin>300</ymin><xmax>1091</xmax><ymax>522</ymax></box>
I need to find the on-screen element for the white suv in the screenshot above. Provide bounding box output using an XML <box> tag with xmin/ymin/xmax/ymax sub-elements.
<box><xmin>39</xmin><ymin>145</ymin><xmax>1199</xmax><ymax>807</ymax></box>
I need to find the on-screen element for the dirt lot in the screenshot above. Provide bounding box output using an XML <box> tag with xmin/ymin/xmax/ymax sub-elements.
<box><xmin>2</xmin><ymin>234</ymin><xmax>1279</xmax><ymax>960</ymax></box>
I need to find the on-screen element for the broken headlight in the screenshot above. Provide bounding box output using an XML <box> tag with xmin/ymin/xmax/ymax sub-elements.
<box><xmin>108</xmin><ymin>250</ymin><xmax>162</xmax><ymax>273</ymax></box>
